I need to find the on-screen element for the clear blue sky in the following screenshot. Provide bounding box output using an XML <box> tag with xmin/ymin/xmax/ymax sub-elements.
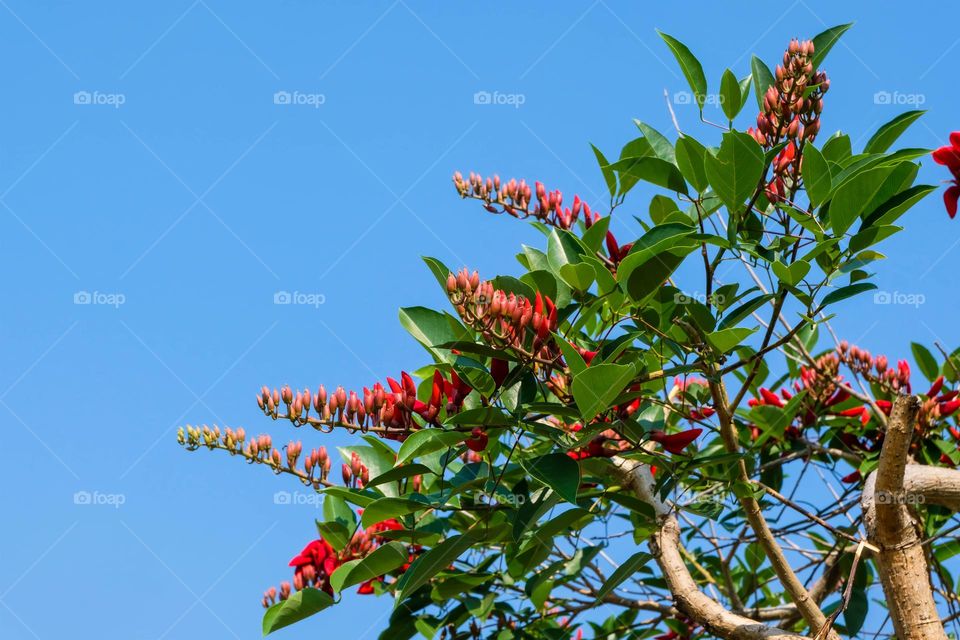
<box><xmin>2</xmin><ymin>2</ymin><xmax>958</xmax><ymax>638</ymax></box>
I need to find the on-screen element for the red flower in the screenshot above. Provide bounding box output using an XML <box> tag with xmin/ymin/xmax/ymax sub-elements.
<box><xmin>927</xmin><ymin>375</ymin><xmax>945</xmax><ymax>398</ymax></box>
<box><xmin>758</xmin><ymin>387</ymin><xmax>783</xmax><ymax>408</ymax></box>
<box><xmin>940</xmin><ymin>399</ymin><xmax>960</xmax><ymax>417</ymax></box>
<box><xmin>933</xmin><ymin>132</ymin><xmax>960</xmax><ymax>218</ymax></box>
<box><xmin>841</xmin><ymin>470</ymin><xmax>861</xmax><ymax>483</ymax></box>
<box><xmin>289</xmin><ymin>539</ymin><xmax>339</xmax><ymax>585</ymax></box>
<box><xmin>490</xmin><ymin>358</ymin><xmax>509</xmax><ymax>389</ymax></box>
<box><xmin>648</xmin><ymin>428</ymin><xmax>702</xmax><ymax>454</ymax></box>
<box><xmin>465</xmin><ymin>427</ymin><xmax>488</xmax><ymax>452</ymax></box>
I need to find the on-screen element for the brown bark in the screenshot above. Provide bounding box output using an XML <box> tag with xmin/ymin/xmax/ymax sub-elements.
<box><xmin>616</xmin><ymin>457</ymin><xmax>810</xmax><ymax>640</ymax></box>
<box><xmin>862</xmin><ymin>395</ymin><xmax>948</xmax><ymax>640</ymax></box>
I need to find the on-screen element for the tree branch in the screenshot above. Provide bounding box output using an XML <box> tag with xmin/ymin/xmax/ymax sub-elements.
<box><xmin>614</xmin><ymin>457</ymin><xmax>811</xmax><ymax>640</ymax></box>
<box><xmin>862</xmin><ymin>395</ymin><xmax>948</xmax><ymax>640</ymax></box>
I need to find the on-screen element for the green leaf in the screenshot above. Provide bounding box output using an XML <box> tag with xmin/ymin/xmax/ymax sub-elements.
<box><xmin>819</xmin><ymin>283</ymin><xmax>877</xmax><ymax>309</ymax></box>
<box><xmin>361</xmin><ymin>496</ymin><xmax>430</xmax><ymax>529</ymax></box>
<box><xmin>862</xmin><ymin>184</ymin><xmax>936</xmax><ymax>228</ymax></box>
<box><xmin>634</xmin><ymin>120</ymin><xmax>676</xmax><ymax>164</ymax></box>
<box><xmin>398</xmin><ymin>307</ymin><xmax>468</xmax><ymax>360</ymax></box>
<box><xmin>262</xmin><ymin>588</ymin><xmax>334</xmax><ymax>635</ymax></box>
<box><xmin>445</xmin><ymin>406</ymin><xmax>514</xmax><ymax>426</ymax></box>
<box><xmin>556</xmin><ymin>339</ymin><xmax>588</xmax><ymax>377</ymax></box>
<box><xmin>822</xmin><ymin>134</ymin><xmax>853</xmax><ymax>163</ymax></box>
<box><xmin>595</xmin><ymin>551</ymin><xmax>652</xmax><ymax>601</ymax></box>
<box><xmin>366</xmin><ymin>464</ymin><xmax>433</xmax><ymax>488</ymax></box>
<box><xmin>315</xmin><ymin>521</ymin><xmax>351</xmax><ymax>552</ymax></box>
<box><xmin>771</xmin><ymin>260</ymin><xmax>810</xmax><ymax>286</ymax></box>
<box><xmin>622</xmin><ymin>251</ymin><xmax>689</xmax><ymax>303</ymax></box>
<box><xmin>581</xmin><ymin>215</ymin><xmax>610</xmax><ymax>252</ymax></box>
<box><xmin>658</xmin><ymin>31</ymin><xmax>707</xmax><ymax>110</ymax></box>
<box><xmin>395</xmin><ymin>533</ymin><xmax>476</xmax><ymax>604</ymax></box>
<box><xmin>521</xmin><ymin>453</ymin><xmax>581</xmax><ymax>504</ymax></box>
<box><xmin>843</xmin><ymin>587</ymin><xmax>868</xmax><ymax>636</ymax></box>
<box><xmin>863</xmin><ymin>110</ymin><xmax>925</xmax><ymax>154</ymax></box>
<box><xmin>329</xmin><ymin>541</ymin><xmax>409</xmax><ymax>593</ymax></box>
<box><xmin>607</xmin><ymin>156</ymin><xmax>688</xmax><ymax>195</ymax></box>
<box><xmin>705</xmin><ymin>327</ymin><xmax>757</xmax><ymax>354</ymax></box>
<box><xmin>675</xmin><ymin>136</ymin><xmax>709</xmax><ymax>193</ymax></box>
<box><xmin>322</xmin><ymin>486</ymin><xmax>378</xmax><ymax>508</ymax></box>
<box><xmin>591</xmin><ymin>144</ymin><xmax>616</xmax><ymax>199</ymax></box>
<box><xmin>572</xmin><ymin>363</ymin><xmax>636</xmax><ymax>421</ymax></box>
<box><xmin>396</xmin><ymin>429</ymin><xmax>466</xmax><ymax>465</ymax></box>
<box><xmin>802</xmin><ymin>145</ymin><xmax>832</xmax><ymax>207</ymax></box>
<box><xmin>911</xmin><ymin>342</ymin><xmax>939</xmax><ymax>382</ymax></box>
<box><xmin>616</xmin><ymin>223</ymin><xmax>697</xmax><ymax>302</ymax></box>
<box><xmin>738</xmin><ymin>74</ymin><xmax>753</xmax><ymax>112</ymax></box>
<box><xmin>705</xmin><ymin>131</ymin><xmax>764</xmax><ymax>213</ymax></box>
<box><xmin>324</xmin><ymin>494</ymin><xmax>357</xmax><ymax>528</ymax></box>
<box><xmin>828</xmin><ymin>166</ymin><xmax>897</xmax><ymax>235</ymax></box>
<box><xmin>717</xmin><ymin>293</ymin><xmax>774</xmax><ymax>330</ymax></box>
<box><xmin>547</xmin><ymin>229</ymin><xmax>587</xmax><ymax>273</ymax></box>
<box><xmin>750</xmin><ymin>55</ymin><xmax>775</xmax><ymax>111</ymax></box>
<box><xmin>811</xmin><ymin>23</ymin><xmax>853</xmax><ymax>68</ymax></box>
<box><xmin>719</xmin><ymin>69</ymin><xmax>742</xmax><ymax>122</ymax></box>
<box><xmin>421</xmin><ymin>256</ymin><xmax>452</xmax><ymax>290</ymax></box>
<box><xmin>559</xmin><ymin>262</ymin><xmax>595</xmax><ymax>291</ymax></box>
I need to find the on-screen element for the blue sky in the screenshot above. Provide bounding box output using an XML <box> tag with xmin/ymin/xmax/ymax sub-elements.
<box><xmin>2</xmin><ymin>2</ymin><xmax>959</xmax><ymax>638</ymax></box>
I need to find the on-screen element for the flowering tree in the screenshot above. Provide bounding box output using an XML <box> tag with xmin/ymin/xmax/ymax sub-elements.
<box><xmin>180</xmin><ymin>25</ymin><xmax>960</xmax><ymax>640</ymax></box>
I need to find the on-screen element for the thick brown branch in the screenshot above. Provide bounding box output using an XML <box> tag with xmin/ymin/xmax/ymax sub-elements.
<box><xmin>862</xmin><ymin>395</ymin><xmax>948</xmax><ymax>640</ymax></box>
<box><xmin>614</xmin><ymin>457</ymin><xmax>810</xmax><ymax>640</ymax></box>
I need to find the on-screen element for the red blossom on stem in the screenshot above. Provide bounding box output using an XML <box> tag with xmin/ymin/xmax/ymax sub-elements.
<box><xmin>933</xmin><ymin>131</ymin><xmax>960</xmax><ymax>218</ymax></box>
<box><xmin>648</xmin><ymin>428</ymin><xmax>703</xmax><ymax>455</ymax></box>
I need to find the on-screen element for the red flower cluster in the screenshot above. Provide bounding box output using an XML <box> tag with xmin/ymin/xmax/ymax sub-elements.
<box><xmin>177</xmin><ymin>425</ymin><xmax>336</xmax><ymax>488</ymax></box>
<box><xmin>749</xmin><ymin>38</ymin><xmax>828</xmax><ymax>148</ymax></box>
<box><xmin>745</xmin><ymin>38</ymin><xmax>829</xmax><ymax>204</ymax></box>
<box><xmin>452</xmin><ymin>172</ymin><xmax>598</xmax><ymax>231</ymax></box>
<box><xmin>648</xmin><ymin>428</ymin><xmax>703</xmax><ymax>454</ymax></box>
<box><xmin>263</xmin><ymin>516</ymin><xmax>410</xmax><ymax>606</ymax></box>
<box><xmin>255</xmin><ymin>368</ymin><xmax>473</xmax><ymax>442</ymax></box>
<box><xmin>447</xmin><ymin>268</ymin><xmax>561</xmax><ymax>367</ymax></box>
<box><xmin>837</xmin><ymin>341</ymin><xmax>911</xmax><ymax>394</ymax></box>
<box><xmin>452</xmin><ymin>173</ymin><xmax>637</xmax><ymax>271</ymax></box>
<box><xmin>933</xmin><ymin>131</ymin><xmax>960</xmax><ymax>218</ymax></box>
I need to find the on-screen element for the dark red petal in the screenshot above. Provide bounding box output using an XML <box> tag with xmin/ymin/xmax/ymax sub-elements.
<box><xmin>951</xmin><ymin>131</ymin><xmax>960</xmax><ymax>149</ymax></box>
<box><xmin>653</xmin><ymin>428</ymin><xmax>703</xmax><ymax>454</ymax></box>
<box><xmin>841</xmin><ymin>470</ymin><xmax>861</xmax><ymax>483</ymax></box>
<box><xmin>934</xmin><ymin>145</ymin><xmax>960</xmax><ymax>169</ymax></box>
<box><xmin>945</xmin><ymin>185</ymin><xmax>960</xmax><ymax>219</ymax></box>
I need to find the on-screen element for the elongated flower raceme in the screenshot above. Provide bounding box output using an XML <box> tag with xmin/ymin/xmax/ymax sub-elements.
<box><xmin>745</xmin><ymin>38</ymin><xmax>829</xmax><ymax>204</ymax></box>
<box><xmin>446</xmin><ymin>267</ymin><xmax>562</xmax><ymax>373</ymax></box>
<box><xmin>247</xmin><ymin>368</ymin><xmax>474</xmax><ymax>442</ymax></box>
<box><xmin>261</xmin><ymin>517</ymin><xmax>413</xmax><ymax>606</ymax></box>
<box><xmin>452</xmin><ymin>172</ymin><xmax>637</xmax><ymax>271</ymax></box>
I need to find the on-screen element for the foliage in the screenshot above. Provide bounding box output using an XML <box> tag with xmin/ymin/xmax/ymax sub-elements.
<box><xmin>179</xmin><ymin>25</ymin><xmax>960</xmax><ymax>640</ymax></box>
